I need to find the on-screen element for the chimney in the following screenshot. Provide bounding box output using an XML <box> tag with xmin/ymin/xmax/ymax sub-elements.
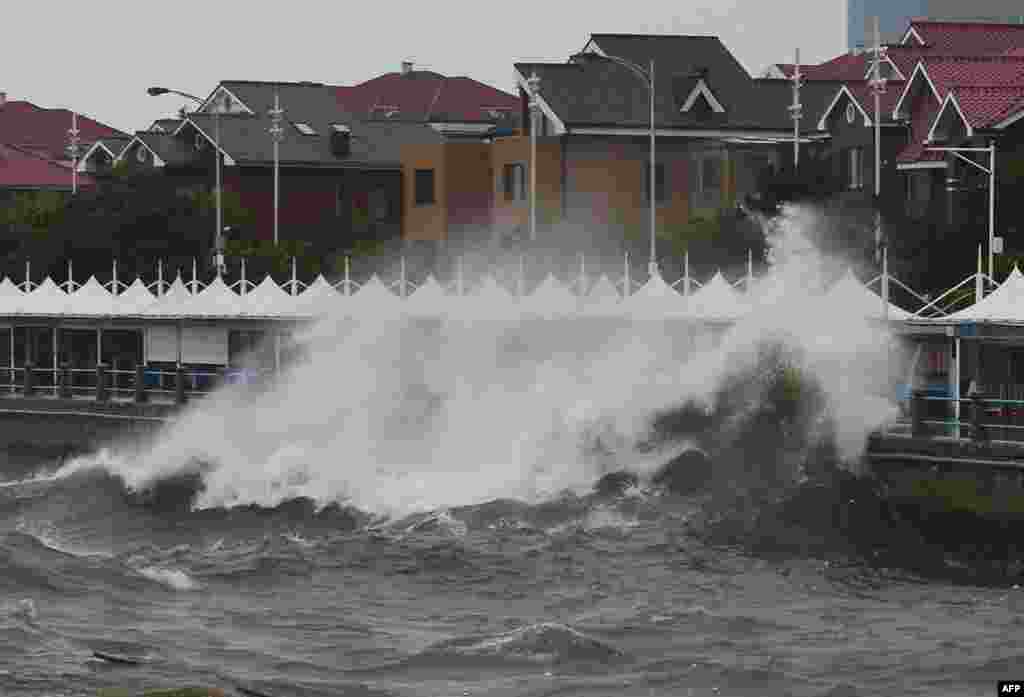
<box><xmin>0</xmin><ymin>92</ymin><xmax>6</xmax><ymax>106</ymax></box>
<box><xmin>401</xmin><ymin>61</ymin><xmax>413</xmax><ymax>75</ymax></box>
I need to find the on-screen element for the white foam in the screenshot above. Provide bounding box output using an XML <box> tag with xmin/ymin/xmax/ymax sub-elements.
<box><xmin>135</xmin><ymin>566</ymin><xmax>198</xmax><ymax>591</ymax></box>
<box><xmin>97</xmin><ymin>204</ymin><xmax>901</xmax><ymax>515</ymax></box>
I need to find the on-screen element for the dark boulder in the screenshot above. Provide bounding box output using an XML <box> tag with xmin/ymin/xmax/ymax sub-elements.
<box><xmin>652</xmin><ymin>449</ymin><xmax>713</xmax><ymax>495</ymax></box>
<box><xmin>593</xmin><ymin>470</ymin><xmax>639</xmax><ymax>498</ymax></box>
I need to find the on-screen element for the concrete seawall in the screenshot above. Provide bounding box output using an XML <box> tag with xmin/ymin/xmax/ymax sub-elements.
<box><xmin>0</xmin><ymin>397</ymin><xmax>179</xmax><ymax>477</ymax></box>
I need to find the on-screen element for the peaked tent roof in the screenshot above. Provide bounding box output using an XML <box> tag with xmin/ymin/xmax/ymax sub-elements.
<box><xmin>176</xmin><ymin>276</ymin><xmax>244</xmax><ymax>318</ymax></box>
<box><xmin>520</xmin><ymin>273</ymin><xmax>579</xmax><ymax>317</ymax></box>
<box><xmin>452</xmin><ymin>275</ymin><xmax>518</xmax><ymax>321</ymax></box>
<box><xmin>116</xmin><ymin>278</ymin><xmax>157</xmax><ymax>315</ymax></box>
<box><xmin>686</xmin><ymin>271</ymin><xmax>751</xmax><ymax>321</ymax></box>
<box><xmin>293</xmin><ymin>274</ymin><xmax>342</xmax><ymax>317</ymax></box>
<box><xmin>242</xmin><ymin>275</ymin><xmax>297</xmax><ymax>318</ymax></box>
<box><xmin>404</xmin><ymin>275</ymin><xmax>451</xmax><ymax>317</ymax></box>
<box><xmin>67</xmin><ymin>276</ymin><xmax>116</xmax><ymax>316</ymax></box>
<box><xmin>20</xmin><ymin>277</ymin><xmax>69</xmax><ymax>315</ymax></box>
<box><xmin>621</xmin><ymin>272</ymin><xmax>689</xmax><ymax>319</ymax></box>
<box><xmin>823</xmin><ymin>269</ymin><xmax>912</xmax><ymax>321</ymax></box>
<box><xmin>945</xmin><ymin>266</ymin><xmax>1024</xmax><ymax>323</ymax></box>
<box><xmin>347</xmin><ymin>274</ymin><xmax>401</xmax><ymax>317</ymax></box>
<box><xmin>140</xmin><ymin>275</ymin><xmax>193</xmax><ymax>317</ymax></box>
<box><xmin>0</xmin><ymin>277</ymin><xmax>24</xmax><ymax>314</ymax></box>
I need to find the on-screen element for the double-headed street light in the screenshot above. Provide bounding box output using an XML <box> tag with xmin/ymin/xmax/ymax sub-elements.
<box><xmin>570</xmin><ymin>52</ymin><xmax>658</xmax><ymax>276</ymax></box>
<box><xmin>147</xmin><ymin>86</ymin><xmax>224</xmax><ymax>273</ymax></box>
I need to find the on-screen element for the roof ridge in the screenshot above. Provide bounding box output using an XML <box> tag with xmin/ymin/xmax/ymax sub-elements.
<box><xmin>590</xmin><ymin>33</ymin><xmax>719</xmax><ymax>39</ymax></box>
<box><xmin>911</xmin><ymin>19</ymin><xmax>1024</xmax><ymax>29</ymax></box>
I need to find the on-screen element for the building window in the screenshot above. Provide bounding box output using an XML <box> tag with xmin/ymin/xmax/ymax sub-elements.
<box><xmin>503</xmin><ymin>163</ymin><xmax>526</xmax><ymax>202</ymax></box>
<box><xmin>336</xmin><ymin>181</ymin><xmax>345</xmax><ymax>217</ymax></box>
<box><xmin>643</xmin><ymin>161</ymin><xmax>667</xmax><ymax>204</ymax></box>
<box><xmin>415</xmin><ymin>169</ymin><xmax>435</xmax><ymax>206</ymax></box>
<box><xmin>846</xmin><ymin>147</ymin><xmax>864</xmax><ymax>190</ymax></box>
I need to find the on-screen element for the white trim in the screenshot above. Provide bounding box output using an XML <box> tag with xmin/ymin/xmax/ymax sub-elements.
<box><xmin>863</xmin><ymin>53</ymin><xmax>906</xmax><ymax>81</ymax></box>
<box><xmin>429</xmin><ymin>122</ymin><xmax>495</xmax><ymax>134</ymax></box>
<box><xmin>892</xmin><ymin>61</ymin><xmax>942</xmax><ymax>119</ymax></box>
<box><xmin>994</xmin><ymin>107</ymin><xmax>1024</xmax><ymax>130</ymax></box>
<box><xmin>901</xmin><ymin>25</ymin><xmax>926</xmax><ymax>46</ymax></box>
<box><xmin>76</xmin><ymin>141</ymin><xmax>118</xmax><ymax>172</ymax></box>
<box><xmin>172</xmin><ymin>118</ymin><xmax>236</xmax><ymax>166</ymax></box>
<box><xmin>816</xmin><ymin>85</ymin><xmax>872</xmax><ymax>130</ymax></box>
<box><xmin>114</xmin><ymin>137</ymin><xmax>166</xmax><ymax>168</ymax></box>
<box><xmin>579</xmin><ymin>38</ymin><xmax>607</xmax><ymax>57</ymax></box>
<box><xmin>570</xmin><ymin>127</ymin><xmax>811</xmax><ymax>139</ymax></box>
<box><xmin>926</xmin><ymin>91</ymin><xmax>973</xmax><ymax>142</ymax></box>
<box><xmin>897</xmin><ymin>160</ymin><xmax>947</xmax><ymax>170</ymax></box>
<box><xmin>680</xmin><ymin>79</ymin><xmax>726</xmax><ymax>113</ymax></box>
<box><xmin>198</xmin><ymin>84</ymin><xmax>254</xmax><ymax>115</ymax></box>
<box><xmin>513</xmin><ymin>69</ymin><xmax>567</xmax><ymax>135</ymax></box>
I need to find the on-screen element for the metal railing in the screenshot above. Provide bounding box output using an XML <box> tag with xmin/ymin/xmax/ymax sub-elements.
<box><xmin>0</xmin><ymin>363</ymin><xmax>276</xmax><ymax>406</ymax></box>
<box><xmin>886</xmin><ymin>391</ymin><xmax>1024</xmax><ymax>444</ymax></box>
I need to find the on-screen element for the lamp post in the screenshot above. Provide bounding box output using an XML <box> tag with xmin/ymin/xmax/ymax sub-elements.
<box><xmin>147</xmin><ymin>86</ymin><xmax>223</xmax><ymax>273</ymax></box>
<box><xmin>526</xmin><ymin>73</ymin><xmax>540</xmax><ymax>244</ymax></box>
<box><xmin>569</xmin><ymin>52</ymin><xmax>658</xmax><ymax>276</ymax></box>
<box><xmin>789</xmin><ymin>49</ymin><xmax>802</xmax><ymax>169</ymax></box>
<box><xmin>869</xmin><ymin>17</ymin><xmax>888</xmax><ymax>267</ymax></box>
<box><xmin>67</xmin><ymin>112</ymin><xmax>81</xmax><ymax>195</ymax></box>
<box><xmin>268</xmin><ymin>90</ymin><xmax>285</xmax><ymax>245</ymax></box>
<box><xmin>927</xmin><ymin>143</ymin><xmax>997</xmax><ymax>284</ymax></box>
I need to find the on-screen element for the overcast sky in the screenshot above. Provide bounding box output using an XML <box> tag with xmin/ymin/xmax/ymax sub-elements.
<box><xmin>4</xmin><ymin>0</ymin><xmax>845</xmax><ymax>134</ymax></box>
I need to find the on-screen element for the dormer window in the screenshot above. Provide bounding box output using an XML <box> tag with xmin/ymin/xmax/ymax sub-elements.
<box><xmin>294</xmin><ymin>122</ymin><xmax>317</xmax><ymax>135</ymax></box>
<box><xmin>194</xmin><ymin>132</ymin><xmax>207</xmax><ymax>151</ymax></box>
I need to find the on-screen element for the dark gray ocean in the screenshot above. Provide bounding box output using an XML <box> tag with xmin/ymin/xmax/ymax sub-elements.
<box><xmin>2</xmin><ymin>461</ymin><xmax>1022</xmax><ymax>697</ymax></box>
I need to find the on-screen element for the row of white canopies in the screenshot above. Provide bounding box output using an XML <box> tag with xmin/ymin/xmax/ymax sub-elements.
<box><xmin>0</xmin><ymin>265</ymin><xmax>925</xmax><ymax>322</ymax></box>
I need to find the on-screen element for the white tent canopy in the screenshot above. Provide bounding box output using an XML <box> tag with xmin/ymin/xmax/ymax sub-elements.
<box><xmin>242</xmin><ymin>275</ymin><xmax>296</xmax><ymax>318</ymax></box>
<box><xmin>293</xmin><ymin>274</ymin><xmax>341</xmax><ymax>318</ymax></box>
<box><xmin>21</xmin><ymin>277</ymin><xmax>69</xmax><ymax>316</ymax></box>
<box><xmin>176</xmin><ymin>275</ymin><xmax>244</xmax><ymax>318</ymax></box>
<box><xmin>67</xmin><ymin>276</ymin><xmax>116</xmax><ymax>316</ymax></box>
<box><xmin>945</xmin><ymin>265</ymin><xmax>1024</xmax><ymax>323</ymax></box>
<box><xmin>620</xmin><ymin>271</ymin><xmax>688</xmax><ymax>320</ymax></box>
<box><xmin>521</xmin><ymin>273</ymin><xmax>579</xmax><ymax>318</ymax></box>
<box><xmin>116</xmin><ymin>278</ymin><xmax>157</xmax><ymax>315</ymax></box>
<box><xmin>347</xmin><ymin>274</ymin><xmax>401</xmax><ymax>318</ymax></box>
<box><xmin>141</xmin><ymin>275</ymin><xmax>193</xmax><ymax>317</ymax></box>
<box><xmin>0</xmin><ymin>278</ymin><xmax>24</xmax><ymax>315</ymax></box>
<box><xmin>822</xmin><ymin>269</ymin><xmax>912</xmax><ymax>321</ymax></box>
<box><xmin>453</xmin><ymin>275</ymin><xmax>518</xmax><ymax>321</ymax></box>
<box><xmin>404</xmin><ymin>275</ymin><xmax>450</xmax><ymax>318</ymax></box>
<box><xmin>686</xmin><ymin>271</ymin><xmax>751</xmax><ymax>321</ymax></box>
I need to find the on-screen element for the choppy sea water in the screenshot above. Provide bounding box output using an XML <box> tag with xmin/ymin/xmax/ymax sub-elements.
<box><xmin>2</xmin><ymin>463</ymin><xmax>1022</xmax><ymax>697</ymax></box>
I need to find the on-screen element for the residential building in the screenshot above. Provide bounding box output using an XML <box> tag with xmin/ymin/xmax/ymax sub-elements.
<box><xmin>847</xmin><ymin>0</ymin><xmax>1024</xmax><ymax>50</ymax></box>
<box><xmin>0</xmin><ymin>93</ymin><xmax>126</xmax><ymax>195</ymax></box>
<box><xmin>489</xmin><ymin>34</ymin><xmax>836</xmax><ymax>250</ymax></box>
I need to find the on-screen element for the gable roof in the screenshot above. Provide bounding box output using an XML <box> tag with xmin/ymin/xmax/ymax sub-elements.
<box><xmin>902</xmin><ymin>20</ymin><xmax>1024</xmax><ymax>54</ymax></box>
<box><xmin>334</xmin><ymin>70</ymin><xmax>518</xmax><ymax>124</ymax></box>
<box><xmin>149</xmin><ymin>118</ymin><xmax>182</xmax><ymax>133</ymax></box>
<box><xmin>0</xmin><ymin>143</ymin><xmax>95</xmax><ymax>190</ymax></box>
<box><xmin>515</xmin><ymin>34</ymin><xmax>833</xmax><ymax>133</ymax></box>
<box><xmin>168</xmin><ymin>81</ymin><xmax>444</xmax><ymax>169</ymax></box>
<box><xmin>931</xmin><ymin>86</ymin><xmax>1024</xmax><ymax>135</ymax></box>
<box><xmin>774</xmin><ymin>53</ymin><xmax>870</xmax><ymax>81</ymax></box>
<box><xmin>76</xmin><ymin>136</ymin><xmax>134</xmax><ymax>171</ymax></box>
<box><xmin>0</xmin><ymin>100</ymin><xmax>126</xmax><ymax>162</ymax></box>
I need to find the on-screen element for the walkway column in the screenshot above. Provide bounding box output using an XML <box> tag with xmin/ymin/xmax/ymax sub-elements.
<box><xmin>95</xmin><ymin>363</ymin><xmax>108</xmax><ymax>403</ymax></box>
<box><xmin>52</xmin><ymin>325</ymin><xmax>58</xmax><ymax>397</ymax></box>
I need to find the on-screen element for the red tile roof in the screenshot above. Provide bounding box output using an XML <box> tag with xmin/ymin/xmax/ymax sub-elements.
<box><xmin>0</xmin><ymin>143</ymin><xmax>94</xmax><ymax>190</ymax></box>
<box><xmin>920</xmin><ymin>55</ymin><xmax>1024</xmax><ymax>93</ymax></box>
<box><xmin>905</xmin><ymin>20</ymin><xmax>1024</xmax><ymax>55</ymax></box>
<box><xmin>951</xmin><ymin>86</ymin><xmax>1024</xmax><ymax>129</ymax></box>
<box><xmin>0</xmin><ymin>100</ymin><xmax>126</xmax><ymax>163</ymax></box>
<box><xmin>335</xmin><ymin>71</ymin><xmax>517</xmax><ymax>122</ymax></box>
<box><xmin>776</xmin><ymin>54</ymin><xmax>869</xmax><ymax>81</ymax></box>
<box><xmin>845</xmin><ymin>80</ymin><xmax>906</xmax><ymax>119</ymax></box>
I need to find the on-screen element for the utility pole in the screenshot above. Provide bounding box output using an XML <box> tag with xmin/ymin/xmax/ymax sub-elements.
<box><xmin>870</xmin><ymin>16</ymin><xmax>887</xmax><ymax>265</ymax></box>
<box><xmin>527</xmin><ymin>72</ymin><xmax>540</xmax><ymax>243</ymax></box>
<box><xmin>789</xmin><ymin>49</ymin><xmax>802</xmax><ymax>169</ymax></box>
<box><xmin>269</xmin><ymin>90</ymin><xmax>285</xmax><ymax>246</ymax></box>
<box><xmin>67</xmin><ymin>112</ymin><xmax>81</xmax><ymax>195</ymax></box>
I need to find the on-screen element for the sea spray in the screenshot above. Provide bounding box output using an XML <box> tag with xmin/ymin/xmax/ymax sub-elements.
<box><xmin>94</xmin><ymin>203</ymin><xmax>903</xmax><ymax>516</ymax></box>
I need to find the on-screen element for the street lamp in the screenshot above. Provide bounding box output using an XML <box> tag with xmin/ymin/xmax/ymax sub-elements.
<box><xmin>869</xmin><ymin>16</ymin><xmax>889</xmax><ymax>312</ymax></box>
<box><xmin>268</xmin><ymin>90</ymin><xmax>285</xmax><ymax>246</ymax></box>
<box><xmin>788</xmin><ymin>49</ymin><xmax>802</xmax><ymax>168</ymax></box>
<box><xmin>570</xmin><ymin>51</ymin><xmax>658</xmax><ymax>276</ymax></box>
<box><xmin>926</xmin><ymin>142</ymin><xmax>997</xmax><ymax>284</ymax></box>
<box><xmin>526</xmin><ymin>73</ymin><xmax>540</xmax><ymax>244</ymax></box>
<box><xmin>66</xmin><ymin>111</ymin><xmax>81</xmax><ymax>195</ymax></box>
<box><xmin>147</xmin><ymin>86</ymin><xmax>224</xmax><ymax>273</ymax></box>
